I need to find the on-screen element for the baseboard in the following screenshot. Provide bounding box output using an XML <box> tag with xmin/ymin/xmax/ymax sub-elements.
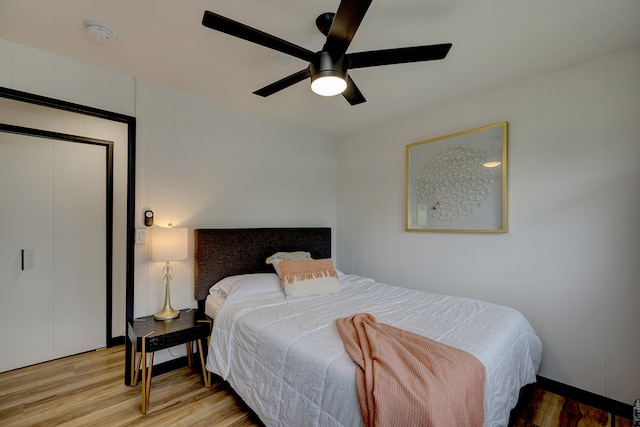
<box><xmin>108</xmin><ymin>335</ymin><xmax>125</xmax><ymax>347</ymax></box>
<box><xmin>536</xmin><ymin>376</ymin><xmax>632</xmax><ymax>418</ymax></box>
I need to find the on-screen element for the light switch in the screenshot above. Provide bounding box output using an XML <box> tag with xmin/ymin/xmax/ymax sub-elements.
<box><xmin>135</xmin><ymin>228</ymin><xmax>146</xmax><ymax>244</ymax></box>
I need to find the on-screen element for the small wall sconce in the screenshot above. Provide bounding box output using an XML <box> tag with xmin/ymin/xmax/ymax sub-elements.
<box><xmin>144</xmin><ymin>210</ymin><xmax>154</xmax><ymax>227</ymax></box>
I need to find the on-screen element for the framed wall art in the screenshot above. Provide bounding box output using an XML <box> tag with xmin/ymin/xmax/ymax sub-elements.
<box><xmin>406</xmin><ymin>122</ymin><xmax>508</xmax><ymax>233</ymax></box>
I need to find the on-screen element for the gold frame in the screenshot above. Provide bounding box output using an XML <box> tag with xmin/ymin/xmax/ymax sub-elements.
<box><xmin>406</xmin><ymin>122</ymin><xmax>508</xmax><ymax>233</ymax></box>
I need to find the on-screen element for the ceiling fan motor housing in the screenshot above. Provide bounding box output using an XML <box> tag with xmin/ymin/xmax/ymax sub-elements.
<box><xmin>310</xmin><ymin>51</ymin><xmax>348</xmax><ymax>82</ymax></box>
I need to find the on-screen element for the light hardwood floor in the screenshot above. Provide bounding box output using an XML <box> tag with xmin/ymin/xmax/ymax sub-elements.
<box><xmin>0</xmin><ymin>345</ymin><xmax>632</xmax><ymax>427</ymax></box>
<box><xmin>0</xmin><ymin>346</ymin><xmax>262</xmax><ymax>427</ymax></box>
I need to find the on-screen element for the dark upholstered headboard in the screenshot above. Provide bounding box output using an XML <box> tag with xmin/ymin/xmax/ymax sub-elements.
<box><xmin>194</xmin><ymin>228</ymin><xmax>331</xmax><ymax>305</ymax></box>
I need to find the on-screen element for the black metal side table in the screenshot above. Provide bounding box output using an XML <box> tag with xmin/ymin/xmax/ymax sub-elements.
<box><xmin>127</xmin><ymin>308</ymin><xmax>212</xmax><ymax>414</ymax></box>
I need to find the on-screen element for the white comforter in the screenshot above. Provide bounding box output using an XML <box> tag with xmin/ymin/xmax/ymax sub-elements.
<box><xmin>206</xmin><ymin>273</ymin><xmax>542</xmax><ymax>427</ymax></box>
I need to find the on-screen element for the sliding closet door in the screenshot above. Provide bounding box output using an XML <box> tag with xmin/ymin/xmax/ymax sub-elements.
<box><xmin>0</xmin><ymin>133</ymin><xmax>55</xmax><ymax>371</ymax></box>
<box><xmin>0</xmin><ymin>132</ymin><xmax>107</xmax><ymax>372</ymax></box>
<box><xmin>53</xmin><ymin>140</ymin><xmax>106</xmax><ymax>358</ymax></box>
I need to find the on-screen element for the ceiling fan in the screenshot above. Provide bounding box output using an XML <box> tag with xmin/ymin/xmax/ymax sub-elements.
<box><xmin>201</xmin><ymin>0</ymin><xmax>452</xmax><ymax>105</ymax></box>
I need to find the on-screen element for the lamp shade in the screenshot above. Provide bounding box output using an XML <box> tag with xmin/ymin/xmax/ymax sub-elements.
<box><xmin>150</xmin><ymin>227</ymin><xmax>188</xmax><ymax>262</ymax></box>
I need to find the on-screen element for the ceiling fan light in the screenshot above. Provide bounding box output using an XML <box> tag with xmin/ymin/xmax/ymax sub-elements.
<box><xmin>311</xmin><ymin>73</ymin><xmax>347</xmax><ymax>96</ymax></box>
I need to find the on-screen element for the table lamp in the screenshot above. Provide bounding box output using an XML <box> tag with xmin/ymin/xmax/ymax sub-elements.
<box><xmin>150</xmin><ymin>225</ymin><xmax>188</xmax><ymax>320</ymax></box>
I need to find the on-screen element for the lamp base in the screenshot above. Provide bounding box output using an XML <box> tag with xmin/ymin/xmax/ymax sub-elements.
<box><xmin>155</xmin><ymin>263</ymin><xmax>180</xmax><ymax>321</ymax></box>
<box><xmin>154</xmin><ymin>308</ymin><xmax>180</xmax><ymax>321</ymax></box>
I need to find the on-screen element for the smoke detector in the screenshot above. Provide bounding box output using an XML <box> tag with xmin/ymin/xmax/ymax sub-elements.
<box><xmin>84</xmin><ymin>20</ymin><xmax>116</xmax><ymax>42</ymax></box>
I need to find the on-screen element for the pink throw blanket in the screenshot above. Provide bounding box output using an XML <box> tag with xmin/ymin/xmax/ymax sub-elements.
<box><xmin>336</xmin><ymin>313</ymin><xmax>485</xmax><ymax>427</ymax></box>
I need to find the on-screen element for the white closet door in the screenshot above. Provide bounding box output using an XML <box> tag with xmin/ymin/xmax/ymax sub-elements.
<box><xmin>0</xmin><ymin>133</ymin><xmax>55</xmax><ymax>371</ymax></box>
<box><xmin>0</xmin><ymin>133</ymin><xmax>107</xmax><ymax>371</ymax></box>
<box><xmin>53</xmin><ymin>141</ymin><xmax>106</xmax><ymax>358</ymax></box>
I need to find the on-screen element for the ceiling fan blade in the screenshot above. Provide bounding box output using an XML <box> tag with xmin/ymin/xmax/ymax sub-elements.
<box><xmin>202</xmin><ymin>11</ymin><xmax>315</xmax><ymax>63</ymax></box>
<box><xmin>253</xmin><ymin>68</ymin><xmax>311</xmax><ymax>97</ymax></box>
<box><xmin>324</xmin><ymin>0</ymin><xmax>372</xmax><ymax>58</ymax></box>
<box><xmin>342</xmin><ymin>75</ymin><xmax>366</xmax><ymax>105</ymax></box>
<box><xmin>347</xmin><ymin>43</ymin><xmax>452</xmax><ymax>69</ymax></box>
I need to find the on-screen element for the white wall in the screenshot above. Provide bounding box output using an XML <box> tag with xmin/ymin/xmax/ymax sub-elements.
<box><xmin>337</xmin><ymin>46</ymin><xmax>640</xmax><ymax>404</ymax></box>
<box><xmin>0</xmin><ymin>39</ymin><xmax>133</xmax><ymax>339</ymax></box>
<box><xmin>133</xmin><ymin>81</ymin><xmax>338</xmax><ymax>320</ymax></box>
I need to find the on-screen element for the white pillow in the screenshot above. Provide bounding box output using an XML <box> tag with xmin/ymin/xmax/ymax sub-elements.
<box><xmin>209</xmin><ymin>273</ymin><xmax>281</xmax><ymax>301</ymax></box>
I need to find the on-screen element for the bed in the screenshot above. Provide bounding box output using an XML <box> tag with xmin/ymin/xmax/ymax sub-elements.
<box><xmin>195</xmin><ymin>228</ymin><xmax>542</xmax><ymax>427</ymax></box>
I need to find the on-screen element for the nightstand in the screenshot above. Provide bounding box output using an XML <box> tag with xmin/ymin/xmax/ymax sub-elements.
<box><xmin>127</xmin><ymin>308</ymin><xmax>212</xmax><ymax>414</ymax></box>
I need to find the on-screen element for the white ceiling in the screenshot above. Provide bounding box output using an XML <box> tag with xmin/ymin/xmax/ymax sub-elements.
<box><xmin>1</xmin><ymin>0</ymin><xmax>639</xmax><ymax>138</ymax></box>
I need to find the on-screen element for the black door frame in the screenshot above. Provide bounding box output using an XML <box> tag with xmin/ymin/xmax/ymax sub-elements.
<box><xmin>0</xmin><ymin>87</ymin><xmax>136</xmax><ymax>356</ymax></box>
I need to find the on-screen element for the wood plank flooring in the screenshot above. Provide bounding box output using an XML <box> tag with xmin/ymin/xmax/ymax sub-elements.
<box><xmin>0</xmin><ymin>346</ymin><xmax>261</xmax><ymax>427</ymax></box>
<box><xmin>0</xmin><ymin>345</ymin><xmax>632</xmax><ymax>427</ymax></box>
<box><xmin>508</xmin><ymin>384</ymin><xmax>632</xmax><ymax>427</ymax></box>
